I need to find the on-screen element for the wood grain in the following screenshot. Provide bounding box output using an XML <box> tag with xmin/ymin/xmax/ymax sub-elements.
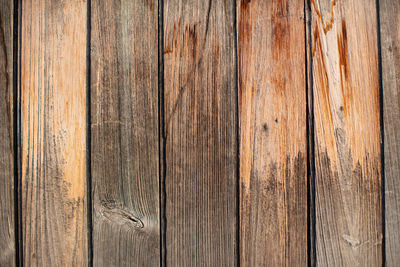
<box><xmin>20</xmin><ymin>0</ymin><xmax>87</xmax><ymax>265</ymax></box>
<box><xmin>163</xmin><ymin>0</ymin><xmax>237</xmax><ymax>265</ymax></box>
<box><xmin>91</xmin><ymin>0</ymin><xmax>160</xmax><ymax>266</ymax></box>
<box><xmin>310</xmin><ymin>0</ymin><xmax>382</xmax><ymax>265</ymax></box>
<box><xmin>0</xmin><ymin>0</ymin><xmax>15</xmax><ymax>265</ymax></box>
<box><xmin>238</xmin><ymin>0</ymin><xmax>307</xmax><ymax>266</ymax></box>
<box><xmin>380</xmin><ymin>0</ymin><xmax>400</xmax><ymax>265</ymax></box>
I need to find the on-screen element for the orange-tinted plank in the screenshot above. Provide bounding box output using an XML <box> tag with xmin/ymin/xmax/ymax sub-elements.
<box><xmin>310</xmin><ymin>0</ymin><xmax>382</xmax><ymax>265</ymax></box>
<box><xmin>20</xmin><ymin>1</ymin><xmax>87</xmax><ymax>265</ymax></box>
<box><xmin>238</xmin><ymin>0</ymin><xmax>308</xmax><ymax>265</ymax></box>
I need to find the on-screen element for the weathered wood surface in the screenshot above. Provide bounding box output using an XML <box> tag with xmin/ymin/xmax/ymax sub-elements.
<box><xmin>1</xmin><ymin>1</ymin><xmax>399</xmax><ymax>265</ymax></box>
<box><xmin>20</xmin><ymin>0</ymin><xmax>88</xmax><ymax>265</ymax></box>
<box><xmin>163</xmin><ymin>0</ymin><xmax>237</xmax><ymax>265</ymax></box>
<box><xmin>0</xmin><ymin>0</ymin><xmax>15</xmax><ymax>265</ymax></box>
<box><xmin>310</xmin><ymin>0</ymin><xmax>382</xmax><ymax>265</ymax></box>
<box><xmin>91</xmin><ymin>0</ymin><xmax>160</xmax><ymax>266</ymax></box>
<box><xmin>238</xmin><ymin>0</ymin><xmax>308</xmax><ymax>266</ymax></box>
<box><xmin>380</xmin><ymin>0</ymin><xmax>400</xmax><ymax>265</ymax></box>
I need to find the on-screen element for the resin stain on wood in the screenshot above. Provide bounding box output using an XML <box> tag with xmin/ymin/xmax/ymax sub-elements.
<box><xmin>310</xmin><ymin>0</ymin><xmax>382</xmax><ymax>265</ymax></box>
<box><xmin>238</xmin><ymin>0</ymin><xmax>308</xmax><ymax>265</ymax></box>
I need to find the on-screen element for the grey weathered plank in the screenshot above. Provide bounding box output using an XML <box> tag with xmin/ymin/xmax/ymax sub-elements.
<box><xmin>20</xmin><ymin>0</ymin><xmax>88</xmax><ymax>265</ymax></box>
<box><xmin>91</xmin><ymin>0</ymin><xmax>160</xmax><ymax>266</ymax></box>
<box><xmin>238</xmin><ymin>0</ymin><xmax>308</xmax><ymax>266</ymax></box>
<box><xmin>0</xmin><ymin>0</ymin><xmax>15</xmax><ymax>265</ymax></box>
<box><xmin>310</xmin><ymin>0</ymin><xmax>382</xmax><ymax>265</ymax></box>
<box><xmin>163</xmin><ymin>0</ymin><xmax>237</xmax><ymax>265</ymax></box>
<box><xmin>380</xmin><ymin>0</ymin><xmax>400</xmax><ymax>265</ymax></box>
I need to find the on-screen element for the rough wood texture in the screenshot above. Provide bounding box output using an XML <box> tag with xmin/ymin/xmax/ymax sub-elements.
<box><xmin>380</xmin><ymin>0</ymin><xmax>400</xmax><ymax>265</ymax></box>
<box><xmin>91</xmin><ymin>1</ymin><xmax>160</xmax><ymax>266</ymax></box>
<box><xmin>0</xmin><ymin>0</ymin><xmax>15</xmax><ymax>265</ymax></box>
<box><xmin>310</xmin><ymin>0</ymin><xmax>382</xmax><ymax>265</ymax></box>
<box><xmin>20</xmin><ymin>1</ymin><xmax>87</xmax><ymax>265</ymax></box>
<box><xmin>238</xmin><ymin>0</ymin><xmax>307</xmax><ymax>266</ymax></box>
<box><xmin>163</xmin><ymin>0</ymin><xmax>237</xmax><ymax>265</ymax></box>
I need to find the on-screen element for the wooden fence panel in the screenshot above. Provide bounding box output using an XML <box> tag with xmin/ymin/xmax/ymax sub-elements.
<box><xmin>310</xmin><ymin>0</ymin><xmax>382</xmax><ymax>265</ymax></box>
<box><xmin>238</xmin><ymin>0</ymin><xmax>308</xmax><ymax>266</ymax></box>
<box><xmin>0</xmin><ymin>0</ymin><xmax>15</xmax><ymax>265</ymax></box>
<box><xmin>380</xmin><ymin>0</ymin><xmax>400</xmax><ymax>265</ymax></box>
<box><xmin>20</xmin><ymin>0</ymin><xmax>88</xmax><ymax>265</ymax></box>
<box><xmin>91</xmin><ymin>0</ymin><xmax>160</xmax><ymax>266</ymax></box>
<box><xmin>163</xmin><ymin>0</ymin><xmax>237</xmax><ymax>265</ymax></box>
<box><xmin>2</xmin><ymin>1</ymin><xmax>398</xmax><ymax>265</ymax></box>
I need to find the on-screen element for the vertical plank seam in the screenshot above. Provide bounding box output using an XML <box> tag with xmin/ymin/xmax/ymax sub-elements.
<box><xmin>16</xmin><ymin>0</ymin><xmax>22</xmax><ymax>265</ymax></box>
<box><xmin>13</xmin><ymin>0</ymin><xmax>20</xmax><ymax>265</ymax></box>
<box><xmin>86</xmin><ymin>0</ymin><xmax>93</xmax><ymax>266</ymax></box>
<box><xmin>234</xmin><ymin>2</ymin><xmax>241</xmax><ymax>267</ymax></box>
<box><xmin>305</xmin><ymin>0</ymin><xmax>316</xmax><ymax>266</ymax></box>
<box><xmin>158</xmin><ymin>0</ymin><xmax>167</xmax><ymax>266</ymax></box>
<box><xmin>233</xmin><ymin>0</ymin><xmax>240</xmax><ymax>266</ymax></box>
<box><xmin>375</xmin><ymin>0</ymin><xmax>385</xmax><ymax>265</ymax></box>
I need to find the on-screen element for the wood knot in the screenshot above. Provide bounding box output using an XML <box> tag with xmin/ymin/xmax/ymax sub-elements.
<box><xmin>99</xmin><ymin>203</ymin><xmax>144</xmax><ymax>228</ymax></box>
<box><xmin>342</xmin><ymin>234</ymin><xmax>361</xmax><ymax>248</ymax></box>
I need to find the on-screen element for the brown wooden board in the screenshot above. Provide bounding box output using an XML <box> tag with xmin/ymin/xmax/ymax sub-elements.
<box><xmin>163</xmin><ymin>0</ymin><xmax>237</xmax><ymax>265</ymax></box>
<box><xmin>91</xmin><ymin>0</ymin><xmax>160</xmax><ymax>266</ymax></box>
<box><xmin>238</xmin><ymin>0</ymin><xmax>308</xmax><ymax>266</ymax></box>
<box><xmin>20</xmin><ymin>0</ymin><xmax>88</xmax><ymax>265</ymax></box>
<box><xmin>310</xmin><ymin>0</ymin><xmax>382</xmax><ymax>265</ymax></box>
<box><xmin>0</xmin><ymin>0</ymin><xmax>15</xmax><ymax>265</ymax></box>
<box><xmin>380</xmin><ymin>0</ymin><xmax>400</xmax><ymax>265</ymax></box>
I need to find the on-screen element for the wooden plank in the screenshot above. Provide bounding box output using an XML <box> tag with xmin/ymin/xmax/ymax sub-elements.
<box><xmin>238</xmin><ymin>0</ymin><xmax>308</xmax><ymax>265</ymax></box>
<box><xmin>20</xmin><ymin>0</ymin><xmax>87</xmax><ymax>265</ymax></box>
<box><xmin>380</xmin><ymin>0</ymin><xmax>400</xmax><ymax>265</ymax></box>
<box><xmin>310</xmin><ymin>0</ymin><xmax>382</xmax><ymax>265</ymax></box>
<box><xmin>0</xmin><ymin>0</ymin><xmax>15</xmax><ymax>265</ymax></box>
<box><xmin>163</xmin><ymin>0</ymin><xmax>237</xmax><ymax>265</ymax></box>
<box><xmin>91</xmin><ymin>0</ymin><xmax>160</xmax><ymax>266</ymax></box>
